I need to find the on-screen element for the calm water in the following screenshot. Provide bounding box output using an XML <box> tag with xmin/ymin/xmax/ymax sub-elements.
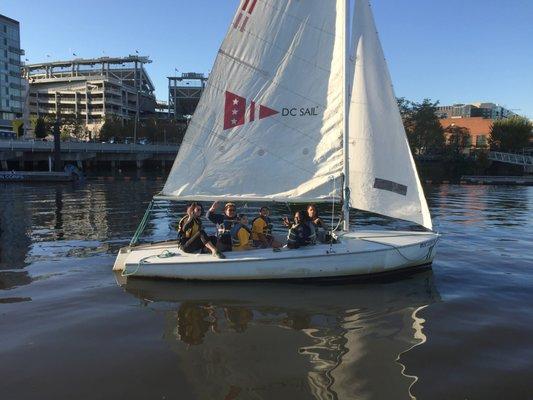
<box><xmin>0</xmin><ymin>180</ymin><xmax>532</xmax><ymax>400</ymax></box>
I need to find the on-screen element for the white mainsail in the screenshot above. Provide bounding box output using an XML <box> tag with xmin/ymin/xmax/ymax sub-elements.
<box><xmin>347</xmin><ymin>0</ymin><xmax>433</xmax><ymax>230</ymax></box>
<box><xmin>161</xmin><ymin>0</ymin><xmax>432</xmax><ymax>230</ymax></box>
<box><xmin>162</xmin><ymin>0</ymin><xmax>345</xmax><ymax>202</ymax></box>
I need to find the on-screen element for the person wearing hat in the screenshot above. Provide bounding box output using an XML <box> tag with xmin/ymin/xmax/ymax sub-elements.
<box><xmin>207</xmin><ymin>201</ymin><xmax>239</xmax><ymax>252</ymax></box>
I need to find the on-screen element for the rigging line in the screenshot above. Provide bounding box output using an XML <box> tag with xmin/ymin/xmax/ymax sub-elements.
<box><xmin>329</xmin><ymin>176</ymin><xmax>336</xmax><ymax>252</ymax></box>
<box><xmin>357</xmin><ymin>237</ymin><xmax>435</xmax><ymax>263</ymax></box>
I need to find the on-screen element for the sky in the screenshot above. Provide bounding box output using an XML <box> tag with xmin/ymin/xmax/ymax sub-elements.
<box><xmin>2</xmin><ymin>0</ymin><xmax>532</xmax><ymax>118</ymax></box>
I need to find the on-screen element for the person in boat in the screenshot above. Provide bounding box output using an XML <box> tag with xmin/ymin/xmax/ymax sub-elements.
<box><xmin>231</xmin><ymin>214</ymin><xmax>253</xmax><ymax>251</ymax></box>
<box><xmin>285</xmin><ymin>210</ymin><xmax>316</xmax><ymax>249</ymax></box>
<box><xmin>307</xmin><ymin>204</ymin><xmax>330</xmax><ymax>243</ymax></box>
<box><xmin>252</xmin><ymin>206</ymin><xmax>282</xmax><ymax>249</ymax></box>
<box><xmin>177</xmin><ymin>202</ymin><xmax>225</xmax><ymax>259</ymax></box>
<box><xmin>207</xmin><ymin>201</ymin><xmax>239</xmax><ymax>252</ymax></box>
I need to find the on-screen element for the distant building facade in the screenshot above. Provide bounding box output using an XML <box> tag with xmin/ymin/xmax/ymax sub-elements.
<box><xmin>436</xmin><ymin>102</ymin><xmax>515</xmax><ymax>120</ymax></box>
<box><xmin>22</xmin><ymin>56</ymin><xmax>156</xmax><ymax>137</ymax></box>
<box><xmin>0</xmin><ymin>14</ymin><xmax>24</xmax><ymax>134</ymax></box>
<box><xmin>440</xmin><ymin>117</ymin><xmax>493</xmax><ymax>149</ymax></box>
<box><xmin>168</xmin><ymin>72</ymin><xmax>207</xmax><ymax>120</ymax></box>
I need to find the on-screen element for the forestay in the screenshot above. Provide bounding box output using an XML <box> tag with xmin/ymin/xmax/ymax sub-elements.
<box><xmin>162</xmin><ymin>0</ymin><xmax>345</xmax><ymax>202</ymax></box>
<box><xmin>347</xmin><ymin>0</ymin><xmax>433</xmax><ymax>230</ymax></box>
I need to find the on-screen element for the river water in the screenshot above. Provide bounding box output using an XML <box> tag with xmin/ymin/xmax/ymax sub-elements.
<box><xmin>0</xmin><ymin>180</ymin><xmax>532</xmax><ymax>400</ymax></box>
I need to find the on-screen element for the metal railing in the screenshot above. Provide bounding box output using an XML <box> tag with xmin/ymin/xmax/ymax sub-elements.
<box><xmin>0</xmin><ymin>139</ymin><xmax>178</xmax><ymax>154</ymax></box>
<box><xmin>488</xmin><ymin>151</ymin><xmax>533</xmax><ymax>167</ymax></box>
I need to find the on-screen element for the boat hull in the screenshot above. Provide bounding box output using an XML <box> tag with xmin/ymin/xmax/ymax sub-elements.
<box><xmin>113</xmin><ymin>230</ymin><xmax>439</xmax><ymax>281</ymax></box>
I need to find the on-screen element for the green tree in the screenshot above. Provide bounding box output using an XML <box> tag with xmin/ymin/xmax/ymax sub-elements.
<box><xmin>12</xmin><ymin>119</ymin><xmax>24</xmax><ymax>138</ymax></box>
<box><xmin>444</xmin><ymin>125</ymin><xmax>471</xmax><ymax>156</ymax></box>
<box><xmin>399</xmin><ymin>98</ymin><xmax>445</xmax><ymax>155</ymax></box>
<box><xmin>489</xmin><ymin>116</ymin><xmax>532</xmax><ymax>152</ymax></box>
<box><xmin>34</xmin><ymin>117</ymin><xmax>48</xmax><ymax>139</ymax></box>
<box><xmin>99</xmin><ymin>117</ymin><xmax>125</xmax><ymax>141</ymax></box>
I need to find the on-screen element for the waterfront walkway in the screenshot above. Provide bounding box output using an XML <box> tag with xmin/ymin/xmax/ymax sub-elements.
<box><xmin>0</xmin><ymin>139</ymin><xmax>179</xmax><ymax>170</ymax></box>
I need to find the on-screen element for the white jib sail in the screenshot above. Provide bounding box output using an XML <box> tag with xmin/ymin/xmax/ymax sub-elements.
<box><xmin>162</xmin><ymin>0</ymin><xmax>345</xmax><ymax>202</ymax></box>
<box><xmin>347</xmin><ymin>0</ymin><xmax>433</xmax><ymax>230</ymax></box>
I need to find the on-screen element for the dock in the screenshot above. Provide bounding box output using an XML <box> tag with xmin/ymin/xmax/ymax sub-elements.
<box><xmin>461</xmin><ymin>176</ymin><xmax>533</xmax><ymax>186</ymax></box>
<box><xmin>0</xmin><ymin>171</ymin><xmax>74</xmax><ymax>182</ymax></box>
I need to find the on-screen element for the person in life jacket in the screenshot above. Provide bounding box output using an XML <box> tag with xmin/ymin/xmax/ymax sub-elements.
<box><xmin>177</xmin><ymin>202</ymin><xmax>225</xmax><ymax>259</ymax></box>
<box><xmin>207</xmin><ymin>201</ymin><xmax>239</xmax><ymax>252</ymax></box>
<box><xmin>251</xmin><ymin>206</ymin><xmax>282</xmax><ymax>249</ymax></box>
<box><xmin>307</xmin><ymin>204</ymin><xmax>331</xmax><ymax>243</ymax></box>
<box><xmin>286</xmin><ymin>210</ymin><xmax>317</xmax><ymax>249</ymax></box>
<box><xmin>230</xmin><ymin>214</ymin><xmax>253</xmax><ymax>251</ymax></box>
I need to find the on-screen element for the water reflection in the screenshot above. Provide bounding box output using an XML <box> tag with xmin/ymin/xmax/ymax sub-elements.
<box><xmin>121</xmin><ymin>270</ymin><xmax>440</xmax><ymax>400</ymax></box>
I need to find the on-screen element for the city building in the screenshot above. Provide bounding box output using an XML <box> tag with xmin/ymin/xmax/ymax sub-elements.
<box><xmin>436</xmin><ymin>102</ymin><xmax>515</xmax><ymax>120</ymax></box>
<box><xmin>168</xmin><ymin>72</ymin><xmax>207</xmax><ymax>120</ymax></box>
<box><xmin>440</xmin><ymin>117</ymin><xmax>493</xmax><ymax>149</ymax></box>
<box><xmin>0</xmin><ymin>14</ymin><xmax>24</xmax><ymax>135</ymax></box>
<box><xmin>22</xmin><ymin>56</ymin><xmax>157</xmax><ymax>138</ymax></box>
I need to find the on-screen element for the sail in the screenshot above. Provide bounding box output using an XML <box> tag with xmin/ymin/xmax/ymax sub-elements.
<box><xmin>162</xmin><ymin>0</ymin><xmax>345</xmax><ymax>202</ymax></box>
<box><xmin>347</xmin><ymin>0</ymin><xmax>433</xmax><ymax>230</ymax></box>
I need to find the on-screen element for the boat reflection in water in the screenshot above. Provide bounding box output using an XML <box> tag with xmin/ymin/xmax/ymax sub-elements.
<box><xmin>119</xmin><ymin>270</ymin><xmax>440</xmax><ymax>400</ymax></box>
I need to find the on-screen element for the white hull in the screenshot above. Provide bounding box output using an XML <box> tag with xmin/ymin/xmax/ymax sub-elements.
<box><xmin>113</xmin><ymin>230</ymin><xmax>439</xmax><ymax>281</ymax></box>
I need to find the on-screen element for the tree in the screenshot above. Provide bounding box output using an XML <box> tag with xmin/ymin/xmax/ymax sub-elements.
<box><xmin>399</xmin><ymin>98</ymin><xmax>445</xmax><ymax>155</ymax></box>
<box><xmin>99</xmin><ymin>117</ymin><xmax>126</xmax><ymax>141</ymax></box>
<box><xmin>12</xmin><ymin>119</ymin><xmax>24</xmax><ymax>138</ymax></box>
<box><xmin>489</xmin><ymin>116</ymin><xmax>532</xmax><ymax>152</ymax></box>
<box><xmin>34</xmin><ymin>117</ymin><xmax>48</xmax><ymax>139</ymax></box>
<box><xmin>444</xmin><ymin>125</ymin><xmax>471</xmax><ymax>156</ymax></box>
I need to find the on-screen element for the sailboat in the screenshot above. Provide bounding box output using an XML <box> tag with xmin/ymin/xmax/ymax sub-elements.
<box><xmin>113</xmin><ymin>0</ymin><xmax>439</xmax><ymax>280</ymax></box>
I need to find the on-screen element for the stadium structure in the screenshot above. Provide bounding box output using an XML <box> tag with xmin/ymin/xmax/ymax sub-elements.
<box><xmin>22</xmin><ymin>56</ymin><xmax>156</xmax><ymax>136</ymax></box>
<box><xmin>168</xmin><ymin>72</ymin><xmax>207</xmax><ymax>120</ymax></box>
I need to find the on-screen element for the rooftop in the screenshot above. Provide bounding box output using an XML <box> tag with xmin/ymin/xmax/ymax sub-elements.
<box><xmin>0</xmin><ymin>14</ymin><xmax>20</xmax><ymax>25</ymax></box>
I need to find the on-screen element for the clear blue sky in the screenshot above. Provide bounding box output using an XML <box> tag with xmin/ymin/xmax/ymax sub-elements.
<box><xmin>2</xmin><ymin>0</ymin><xmax>532</xmax><ymax>118</ymax></box>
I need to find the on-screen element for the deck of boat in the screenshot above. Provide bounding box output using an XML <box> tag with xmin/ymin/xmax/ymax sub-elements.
<box><xmin>113</xmin><ymin>230</ymin><xmax>439</xmax><ymax>281</ymax></box>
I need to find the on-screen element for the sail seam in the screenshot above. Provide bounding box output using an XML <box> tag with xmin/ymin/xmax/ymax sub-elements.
<box><xmin>259</xmin><ymin>0</ymin><xmax>338</xmax><ymax>38</ymax></box>
<box><xmin>217</xmin><ymin>49</ymin><xmax>340</xmax><ymax>109</ymax></box>
<box><xmin>186</xmin><ymin>118</ymin><xmax>318</xmax><ymax>176</ymax></box>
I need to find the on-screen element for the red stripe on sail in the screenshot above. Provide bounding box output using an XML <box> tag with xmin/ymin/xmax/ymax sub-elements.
<box><xmin>248</xmin><ymin>0</ymin><xmax>258</xmax><ymax>14</ymax></box>
<box><xmin>250</xmin><ymin>101</ymin><xmax>256</xmax><ymax>122</ymax></box>
<box><xmin>240</xmin><ymin>16</ymin><xmax>249</xmax><ymax>32</ymax></box>
<box><xmin>259</xmin><ymin>105</ymin><xmax>279</xmax><ymax>120</ymax></box>
<box><xmin>233</xmin><ymin>12</ymin><xmax>243</xmax><ymax>29</ymax></box>
<box><xmin>242</xmin><ymin>0</ymin><xmax>250</xmax><ymax>11</ymax></box>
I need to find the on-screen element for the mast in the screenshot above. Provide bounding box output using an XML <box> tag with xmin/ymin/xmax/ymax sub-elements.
<box><xmin>342</xmin><ymin>0</ymin><xmax>351</xmax><ymax>232</ymax></box>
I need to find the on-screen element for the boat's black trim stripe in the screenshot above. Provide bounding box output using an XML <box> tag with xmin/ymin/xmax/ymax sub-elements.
<box><xmin>374</xmin><ymin>178</ymin><xmax>408</xmax><ymax>196</ymax></box>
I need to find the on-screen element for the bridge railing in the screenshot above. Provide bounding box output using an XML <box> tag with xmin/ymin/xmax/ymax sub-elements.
<box><xmin>0</xmin><ymin>139</ymin><xmax>179</xmax><ymax>154</ymax></box>
<box><xmin>488</xmin><ymin>151</ymin><xmax>533</xmax><ymax>166</ymax></box>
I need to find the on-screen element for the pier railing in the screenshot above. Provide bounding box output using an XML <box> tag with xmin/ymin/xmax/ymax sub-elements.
<box><xmin>0</xmin><ymin>139</ymin><xmax>179</xmax><ymax>154</ymax></box>
<box><xmin>488</xmin><ymin>151</ymin><xmax>533</xmax><ymax>167</ymax></box>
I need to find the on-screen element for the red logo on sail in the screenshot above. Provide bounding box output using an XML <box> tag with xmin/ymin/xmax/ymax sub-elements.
<box><xmin>233</xmin><ymin>0</ymin><xmax>258</xmax><ymax>32</ymax></box>
<box><xmin>224</xmin><ymin>91</ymin><xmax>279</xmax><ymax>130</ymax></box>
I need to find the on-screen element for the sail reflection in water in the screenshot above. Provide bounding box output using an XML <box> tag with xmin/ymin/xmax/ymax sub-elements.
<box><xmin>121</xmin><ymin>271</ymin><xmax>440</xmax><ymax>399</ymax></box>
